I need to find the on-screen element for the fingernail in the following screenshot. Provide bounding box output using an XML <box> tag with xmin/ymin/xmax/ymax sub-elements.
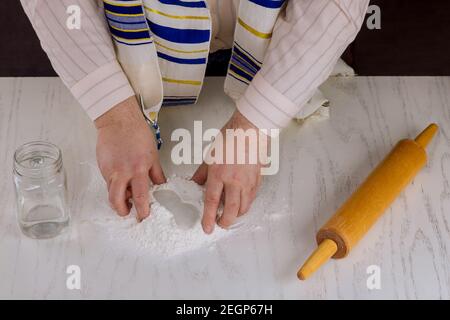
<box><xmin>137</xmin><ymin>213</ymin><xmax>150</xmax><ymax>223</ymax></box>
<box><xmin>203</xmin><ymin>224</ymin><xmax>213</xmax><ymax>234</ymax></box>
<box><xmin>217</xmin><ymin>220</ymin><xmax>230</xmax><ymax>230</ymax></box>
<box><xmin>118</xmin><ymin>209</ymin><xmax>130</xmax><ymax>217</ymax></box>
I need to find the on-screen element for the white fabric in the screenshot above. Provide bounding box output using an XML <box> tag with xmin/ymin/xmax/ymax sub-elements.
<box><xmin>20</xmin><ymin>0</ymin><xmax>369</xmax><ymax>130</ymax></box>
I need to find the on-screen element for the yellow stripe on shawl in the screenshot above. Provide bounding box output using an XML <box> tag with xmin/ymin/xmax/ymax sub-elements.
<box><xmin>103</xmin><ymin>0</ymin><xmax>138</xmax><ymax>7</ymax></box>
<box><xmin>145</xmin><ymin>6</ymin><xmax>209</xmax><ymax>20</ymax></box>
<box><xmin>111</xmin><ymin>34</ymin><xmax>152</xmax><ymax>43</ymax></box>
<box><xmin>230</xmin><ymin>61</ymin><xmax>255</xmax><ymax>79</ymax></box>
<box><xmin>104</xmin><ymin>9</ymin><xmax>144</xmax><ymax>17</ymax></box>
<box><xmin>155</xmin><ymin>41</ymin><xmax>208</xmax><ymax>54</ymax></box>
<box><xmin>109</xmin><ymin>24</ymin><xmax>149</xmax><ymax>33</ymax></box>
<box><xmin>238</xmin><ymin>18</ymin><xmax>272</xmax><ymax>39</ymax></box>
<box><xmin>162</xmin><ymin>77</ymin><xmax>202</xmax><ymax>86</ymax></box>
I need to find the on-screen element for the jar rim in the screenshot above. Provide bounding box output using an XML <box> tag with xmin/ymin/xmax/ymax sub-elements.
<box><xmin>13</xmin><ymin>141</ymin><xmax>63</xmax><ymax>178</ymax></box>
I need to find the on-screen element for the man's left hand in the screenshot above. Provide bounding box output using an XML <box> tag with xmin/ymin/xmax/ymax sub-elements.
<box><xmin>192</xmin><ymin>110</ymin><xmax>266</xmax><ymax>234</ymax></box>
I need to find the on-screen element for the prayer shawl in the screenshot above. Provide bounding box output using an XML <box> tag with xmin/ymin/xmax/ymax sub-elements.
<box><xmin>103</xmin><ymin>0</ymin><xmax>286</xmax><ymax>121</ymax></box>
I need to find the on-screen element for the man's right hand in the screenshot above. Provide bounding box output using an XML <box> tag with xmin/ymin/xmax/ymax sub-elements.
<box><xmin>94</xmin><ymin>96</ymin><xmax>166</xmax><ymax>221</ymax></box>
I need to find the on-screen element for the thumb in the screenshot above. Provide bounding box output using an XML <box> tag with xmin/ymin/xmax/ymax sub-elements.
<box><xmin>192</xmin><ymin>163</ymin><xmax>208</xmax><ymax>185</ymax></box>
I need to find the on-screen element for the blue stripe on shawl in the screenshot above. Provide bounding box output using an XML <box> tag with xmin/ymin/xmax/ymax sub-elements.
<box><xmin>157</xmin><ymin>52</ymin><xmax>206</xmax><ymax>64</ymax></box>
<box><xmin>164</xmin><ymin>98</ymin><xmax>197</xmax><ymax>102</ymax></box>
<box><xmin>112</xmin><ymin>37</ymin><xmax>153</xmax><ymax>46</ymax></box>
<box><xmin>228</xmin><ymin>73</ymin><xmax>250</xmax><ymax>85</ymax></box>
<box><xmin>105</xmin><ymin>13</ymin><xmax>147</xmax><ymax>25</ymax></box>
<box><xmin>248</xmin><ymin>0</ymin><xmax>286</xmax><ymax>9</ymax></box>
<box><xmin>163</xmin><ymin>96</ymin><xmax>197</xmax><ymax>106</ymax></box>
<box><xmin>103</xmin><ymin>2</ymin><xmax>145</xmax><ymax>15</ymax></box>
<box><xmin>231</xmin><ymin>56</ymin><xmax>257</xmax><ymax>76</ymax></box>
<box><xmin>233</xmin><ymin>46</ymin><xmax>261</xmax><ymax>72</ymax></box>
<box><xmin>147</xmin><ymin>20</ymin><xmax>210</xmax><ymax>44</ymax></box>
<box><xmin>234</xmin><ymin>42</ymin><xmax>262</xmax><ymax>65</ymax></box>
<box><xmin>233</xmin><ymin>55</ymin><xmax>258</xmax><ymax>74</ymax></box>
<box><xmin>229</xmin><ymin>64</ymin><xmax>254</xmax><ymax>82</ymax></box>
<box><xmin>163</xmin><ymin>100</ymin><xmax>197</xmax><ymax>106</ymax></box>
<box><xmin>158</xmin><ymin>0</ymin><xmax>207</xmax><ymax>8</ymax></box>
<box><xmin>108</xmin><ymin>20</ymin><xmax>149</xmax><ymax>31</ymax></box>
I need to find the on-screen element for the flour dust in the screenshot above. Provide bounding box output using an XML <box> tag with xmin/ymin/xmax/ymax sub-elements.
<box><xmin>78</xmin><ymin>162</ymin><xmax>285</xmax><ymax>258</ymax></box>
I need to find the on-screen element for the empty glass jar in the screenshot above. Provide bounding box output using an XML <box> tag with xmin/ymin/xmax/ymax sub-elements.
<box><xmin>13</xmin><ymin>141</ymin><xmax>70</xmax><ymax>239</ymax></box>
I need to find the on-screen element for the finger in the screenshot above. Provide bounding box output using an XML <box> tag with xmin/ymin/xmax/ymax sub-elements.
<box><xmin>192</xmin><ymin>163</ymin><xmax>208</xmax><ymax>185</ymax></box>
<box><xmin>131</xmin><ymin>175</ymin><xmax>150</xmax><ymax>221</ymax></box>
<box><xmin>109</xmin><ymin>176</ymin><xmax>131</xmax><ymax>216</ymax></box>
<box><xmin>202</xmin><ymin>177</ymin><xmax>223</xmax><ymax>234</ymax></box>
<box><xmin>109</xmin><ymin>177</ymin><xmax>132</xmax><ymax>196</ymax></box>
<box><xmin>238</xmin><ymin>189</ymin><xmax>252</xmax><ymax>217</ymax></box>
<box><xmin>149</xmin><ymin>161</ymin><xmax>166</xmax><ymax>185</ymax></box>
<box><xmin>112</xmin><ymin>183</ymin><xmax>132</xmax><ymax>211</ymax></box>
<box><xmin>218</xmin><ymin>184</ymin><xmax>240</xmax><ymax>229</ymax></box>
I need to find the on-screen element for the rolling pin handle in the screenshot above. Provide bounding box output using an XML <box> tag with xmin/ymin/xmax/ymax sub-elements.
<box><xmin>414</xmin><ymin>123</ymin><xmax>438</xmax><ymax>149</ymax></box>
<box><xmin>297</xmin><ymin>239</ymin><xmax>338</xmax><ymax>281</ymax></box>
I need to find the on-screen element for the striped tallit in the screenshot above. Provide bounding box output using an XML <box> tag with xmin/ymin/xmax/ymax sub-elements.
<box><xmin>103</xmin><ymin>0</ymin><xmax>286</xmax><ymax>119</ymax></box>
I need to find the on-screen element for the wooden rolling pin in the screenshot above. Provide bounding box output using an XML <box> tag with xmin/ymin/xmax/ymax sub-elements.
<box><xmin>297</xmin><ymin>123</ymin><xmax>438</xmax><ymax>280</ymax></box>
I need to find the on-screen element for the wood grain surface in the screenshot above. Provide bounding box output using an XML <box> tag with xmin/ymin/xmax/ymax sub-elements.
<box><xmin>0</xmin><ymin>76</ymin><xmax>449</xmax><ymax>299</ymax></box>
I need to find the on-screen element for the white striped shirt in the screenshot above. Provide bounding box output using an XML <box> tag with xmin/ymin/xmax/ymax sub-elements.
<box><xmin>20</xmin><ymin>0</ymin><xmax>369</xmax><ymax>129</ymax></box>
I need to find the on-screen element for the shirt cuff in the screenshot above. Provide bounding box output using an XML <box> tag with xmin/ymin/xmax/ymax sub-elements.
<box><xmin>70</xmin><ymin>60</ymin><xmax>135</xmax><ymax>120</ymax></box>
<box><xmin>236</xmin><ymin>73</ymin><xmax>298</xmax><ymax>132</ymax></box>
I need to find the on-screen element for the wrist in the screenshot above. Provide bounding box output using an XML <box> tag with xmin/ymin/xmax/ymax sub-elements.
<box><xmin>94</xmin><ymin>96</ymin><xmax>145</xmax><ymax>130</ymax></box>
<box><xmin>227</xmin><ymin>110</ymin><xmax>258</xmax><ymax>130</ymax></box>
<box><xmin>221</xmin><ymin>110</ymin><xmax>271</xmax><ymax>166</ymax></box>
<box><xmin>226</xmin><ymin>110</ymin><xmax>270</xmax><ymax>139</ymax></box>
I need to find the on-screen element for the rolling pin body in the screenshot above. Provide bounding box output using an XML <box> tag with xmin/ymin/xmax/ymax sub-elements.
<box><xmin>298</xmin><ymin>124</ymin><xmax>438</xmax><ymax>280</ymax></box>
<box><xmin>317</xmin><ymin>139</ymin><xmax>426</xmax><ymax>258</ymax></box>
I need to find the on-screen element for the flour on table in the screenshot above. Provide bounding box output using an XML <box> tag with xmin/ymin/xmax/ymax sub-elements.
<box><xmin>79</xmin><ymin>162</ymin><xmax>282</xmax><ymax>258</ymax></box>
<box><xmin>85</xmin><ymin>174</ymin><xmax>233</xmax><ymax>257</ymax></box>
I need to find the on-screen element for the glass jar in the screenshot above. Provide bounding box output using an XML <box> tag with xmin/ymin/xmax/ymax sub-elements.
<box><xmin>13</xmin><ymin>141</ymin><xmax>70</xmax><ymax>239</ymax></box>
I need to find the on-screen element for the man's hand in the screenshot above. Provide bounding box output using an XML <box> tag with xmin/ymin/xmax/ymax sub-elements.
<box><xmin>95</xmin><ymin>96</ymin><xmax>166</xmax><ymax>221</ymax></box>
<box><xmin>192</xmin><ymin>110</ymin><xmax>265</xmax><ymax>234</ymax></box>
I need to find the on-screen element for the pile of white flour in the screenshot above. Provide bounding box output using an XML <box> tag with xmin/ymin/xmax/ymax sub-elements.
<box><xmin>77</xmin><ymin>162</ymin><xmax>290</xmax><ymax>258</ymax></box>
<box><xmin>79</xmin><ymin>164</ymin><xmax>245</xmax><ymax>258</ymax></box>
<box><xmin>95</xmin><ymin>177</ymin><xmax>232</xmax><ymax>256</ymax></box>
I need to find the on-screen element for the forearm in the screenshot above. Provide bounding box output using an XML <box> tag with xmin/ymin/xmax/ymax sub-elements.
<box><xmin>20</xmin><ymin>0</ymin><xmax>135</xmax><ymax>120</ymax></box>
<box><xmin>237</xmin><ymin>0</ymin><xmax>370</xmax><ymax>130</ymax></box>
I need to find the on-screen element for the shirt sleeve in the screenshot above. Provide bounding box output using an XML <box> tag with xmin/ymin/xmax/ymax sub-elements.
<box><xmin>20</xmin><ymin>0</ymin><xmax>135</xmax><ymax>120</ymax></box>
<box><xmin>236</xmin><ymin>0</ymin><xmax>370</xmax><ymax>130</ymax></box>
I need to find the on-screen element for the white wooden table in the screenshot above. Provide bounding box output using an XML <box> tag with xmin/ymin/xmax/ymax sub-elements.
<box><xmin>0</xmin><ymin>76</ymin><xmax>449</xmax><ymax>299</ymax></box>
